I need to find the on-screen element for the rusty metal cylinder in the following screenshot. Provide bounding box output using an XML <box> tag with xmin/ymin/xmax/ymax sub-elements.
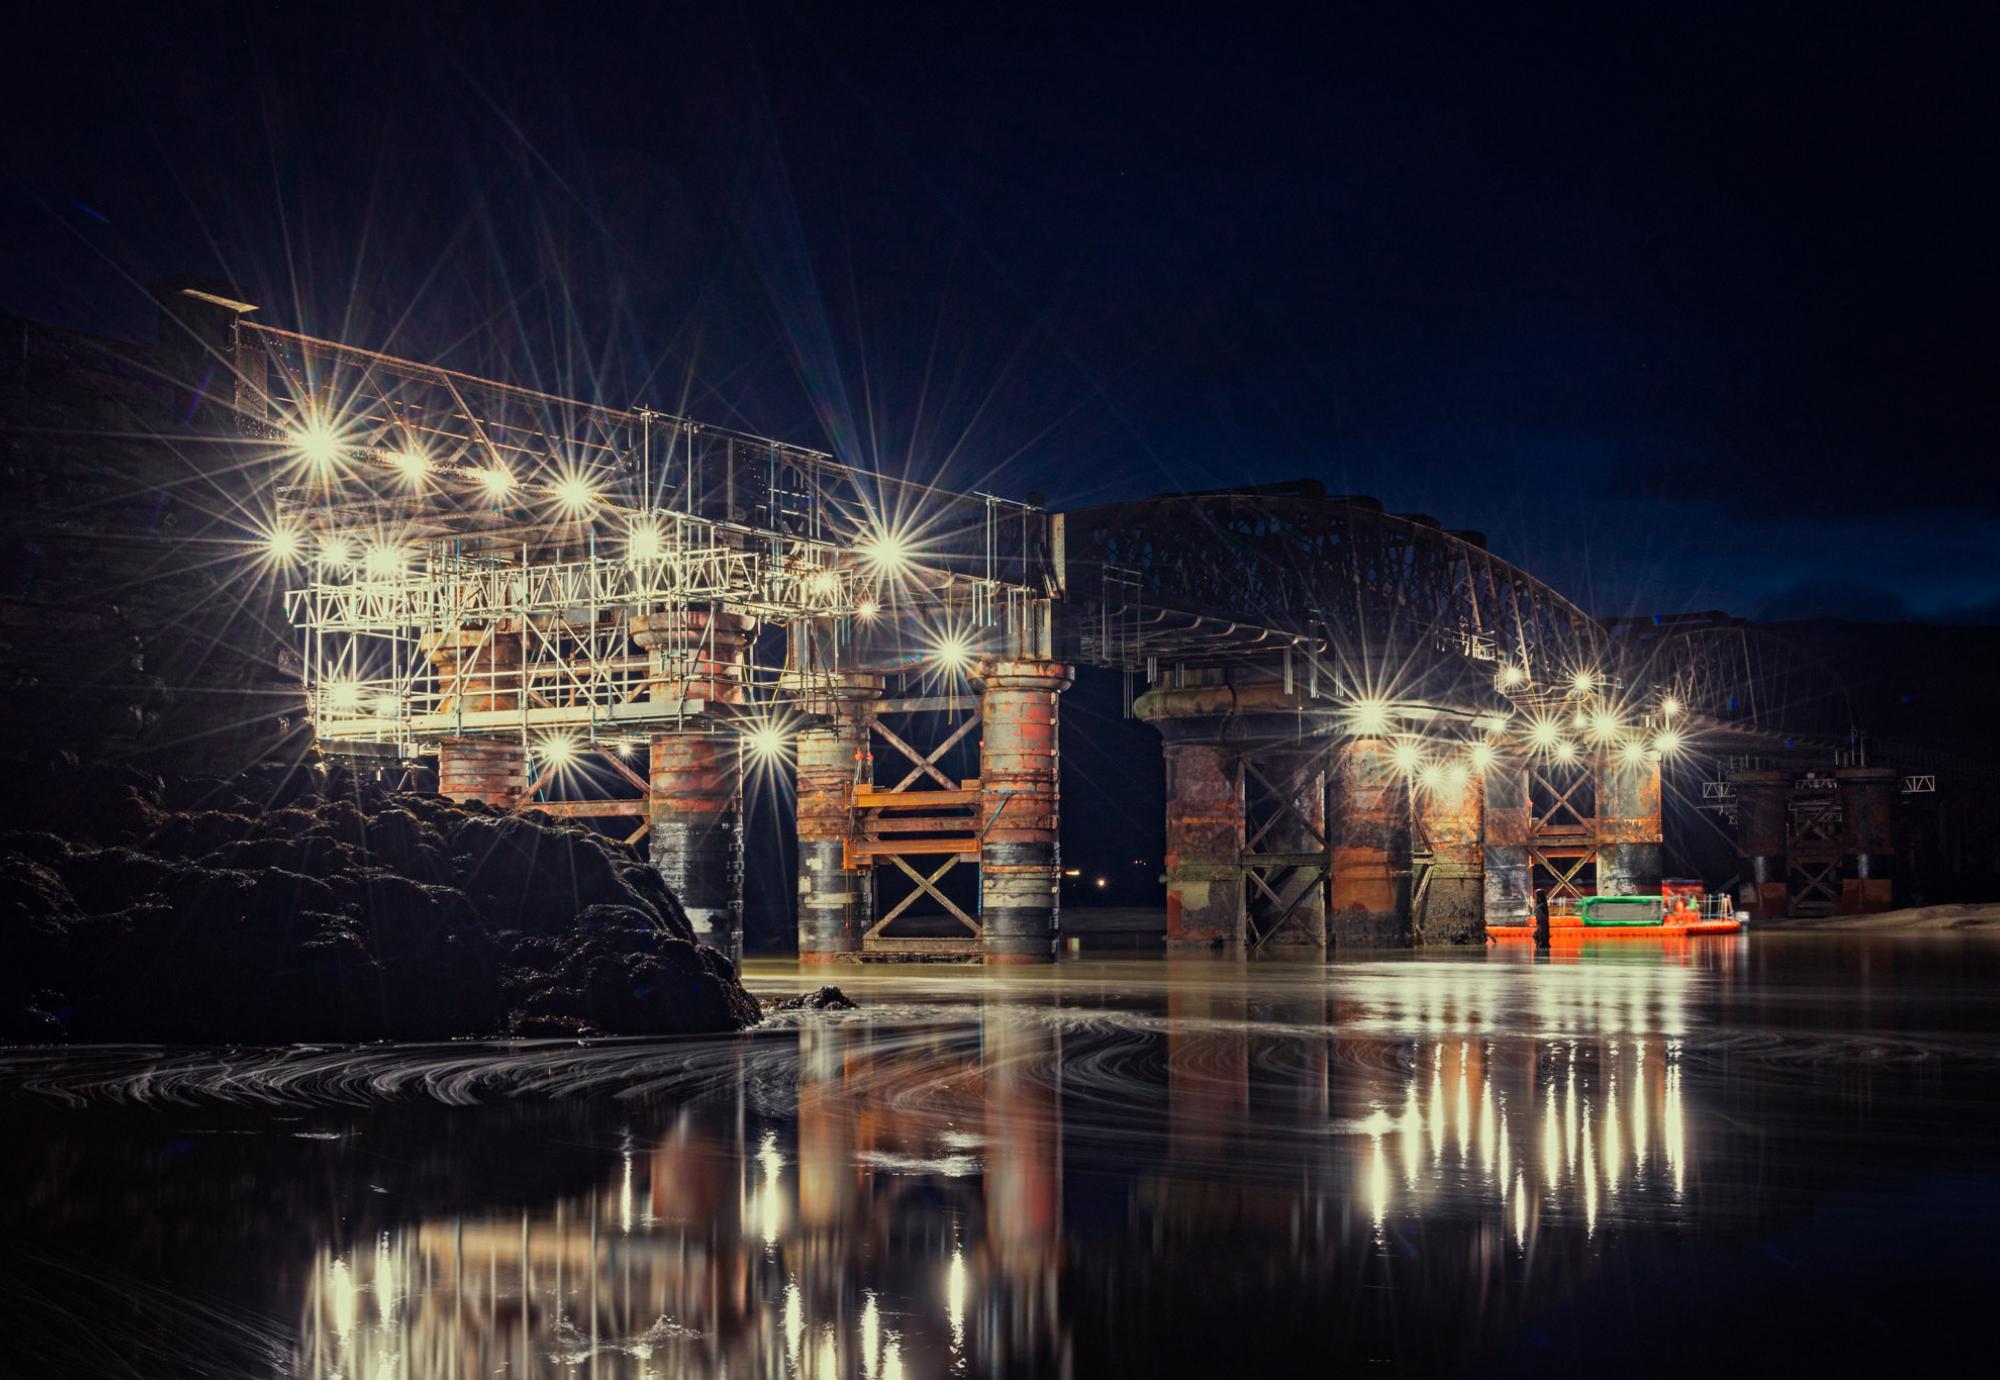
<box><xmin>1836</xmin><ymin>766</ymin><xmax>1896</xmax><ymax>914</ymax></box>
<box><xmin>1252</xmin><ymin>747</ymin><xmax>1328</xmax><ymax>948</ymax></box>
<box><xmin>649</xmin><ymin>732</ymin><xmax>742</xmax><ymax>961</ymax></box>
<box><xmin>629</xmin><ymin>609</ymin><xmax>755</xmax><ymax>962</ymax></box>
<box><xmin>1597</xmin><ymin>753</ymin><xmax>1663</xmax><ymax>898</ymax></box>
<box><xmin>629</xmin><ymin>609</ymin><xmax>755</xmax><ymax>705</ymax></box>
<box><xmin>419</xmin><ymin>626</ymin><xmax>521</xmax><ymax>716</ymax></box>
<box><xmin>976</xmin><ymin>660</ymin><xmax>1072</xmax><ymax>964</ymax></box>
<box><xmin>977</xmin><ymin>660</ymin><xmax>1073</xmax><ymax>964</ymax></box>
<box><xmin>436</xmin><ymin>736</ymin><xmax>528</xmax><ymax>806</ymax></box>
<box><xmin>1162</xmin><ymin>742</ymin><xmax>1246</xmax><ymax>948</ymax></box>
<box><xmin>796</xmin><ymin>714</ymin><xmax>872</xmax><ymax>963</ymax></box>
<box><xmin>1416</xmin><ymin>763</ymin><xmax>1484</xmax><ymax>944</ymax></box>
<box><xmin>1733</xmin><ymin>769</ymin><xmax>1792</xmax><ymax>918</ymax></box>
<box><xmin>1329</xmin><ymin>738</ymin><xmax>1412</xmax><ymax>946</ymax></box>
<box><xmin>1482</xmin><ymin>756</ymin><xmax>1532</xmax><ymax>928</ymax></box>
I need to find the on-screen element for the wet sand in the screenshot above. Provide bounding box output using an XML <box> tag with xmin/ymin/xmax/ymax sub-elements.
<box><xmin>1759</xmin><ymin>901</ymin><xmax>2000</xmax><ymax>931</ymax></box>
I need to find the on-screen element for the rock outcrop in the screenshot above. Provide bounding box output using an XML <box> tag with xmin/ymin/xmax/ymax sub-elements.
<box><xmin>0</xmin><ymin>758</ymin><xmax>761</xmax><ymax>1043</ymax></box>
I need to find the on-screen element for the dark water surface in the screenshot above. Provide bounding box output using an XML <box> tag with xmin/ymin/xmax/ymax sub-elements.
<box><xmin>6</xmin><ymin>934</ymin><xmax>2000</xmax><ymax>1377</ymax></box>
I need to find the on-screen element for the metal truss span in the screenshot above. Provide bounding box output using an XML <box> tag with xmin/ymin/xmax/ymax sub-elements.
<box><xmin>1054</xmin><ymin>480</ymin><xmax>1605</xmax><ymax>693</ymax></box>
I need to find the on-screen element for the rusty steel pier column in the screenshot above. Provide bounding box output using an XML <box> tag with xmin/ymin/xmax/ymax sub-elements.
<box><xmin>1482</xmin><ymin>755</ymin><xmax>1533</xmax><ymax>930</ymax></box>
<box><xmin>1253</xmin><ymin>745</ymin><xmax>1328</xmax><ymax>949</ymax></box>
<box><xmin>795</xmin><ymin>694</ymin><xmax>874</xmax><ymax>963</ymax></box>
<box><xmin>1415</xmin><ymin>766</ymin><xmax>1484</xmax><ymax>944</ymax></box>
<box><xmin>978</xmin><ymin>659</ymin><xmax>1073</xmax><ymax>964</ymax></box>
<box><xmin>1329</xmin><ymin>737</ymin><xmax>1412</xmax><ymax>946</ymax></box>
<box><xmin>1836</xmin><ymin>766</ymin><xmax>1896</xmax><ymax>914</ymax></box>
<box><xmin>647</xmin><ymin>734</ymin><xmax>742</xmax><ymax>956</ymax></box>
<box><xmin>1733</xmin><ymin>769</ymin><xmax>1792</xmax><ymax>919</ymax></box>
<box><xmin>1161</xmin><ymin>742</ymin><xmax>1246</xmax><ymax>948</ymax></box>
<box><xmin>420</xmin><ymin>627</ymin><xmax>526</xmax><ymax>805</ymax></box>
<box><xmin>632</xmin><ymin>610</ymin><xmax>756</xmax><ymax>961</ymax></box>
<box><xmin>1597</xmin><ymin>752</ymin><xmax>1663</xmax><ymax>898</ymax></box>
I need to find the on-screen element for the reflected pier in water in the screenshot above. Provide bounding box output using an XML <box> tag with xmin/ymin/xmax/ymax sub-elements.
<box><xmin>9</xmin><ymin>936</ymin><xmax>2000</xmax><ymax>1375</ymax></box>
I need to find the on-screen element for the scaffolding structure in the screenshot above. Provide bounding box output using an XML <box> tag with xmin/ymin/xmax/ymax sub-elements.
<box><xmin>237</xmin><ymin>321</ymin><xmax>1059</xmax><ymax>758</ymax></box>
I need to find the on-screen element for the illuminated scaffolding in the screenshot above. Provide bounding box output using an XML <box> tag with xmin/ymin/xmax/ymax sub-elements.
<box><xmin>236</xmin><ymin>321</ymin><xmax>1059</xmax><ymax>757</ymax></box>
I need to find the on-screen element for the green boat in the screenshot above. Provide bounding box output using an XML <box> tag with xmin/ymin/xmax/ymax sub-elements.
<box><xmin>1578</xmin><ymin>895</ymin><xmax>1667</xmax><ymax>927</ymax></box>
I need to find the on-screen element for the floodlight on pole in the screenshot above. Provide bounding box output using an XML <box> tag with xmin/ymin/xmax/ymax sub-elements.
<box><xmin>478</xmin><ymin>464</ymin><xmax>515</xmax><ymax>499</ymax></box>
<box><xmin>1348</xmin><ymin>699</ymin><xmax>1392</xmax><ymax>737</ymax></box>
<box><xmin>861</xmin><ymin>527</ymin><xmax>911</xmax><ymax>575</ymax></box>
<box><xmin>294</xmin><ymin>419</ymin><xmax>341</xmax><ymax>471</ymax></box>
<box><xmin>552</xmin><ymin>474</ymin><xmax>598</xmax><ymax>517</ymax></box>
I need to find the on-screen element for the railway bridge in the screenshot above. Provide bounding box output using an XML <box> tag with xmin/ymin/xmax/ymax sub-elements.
<box><xmin>214</xmin><ymin>297</ymin><xmax>1925</xmax><ymax>962</ymax></box>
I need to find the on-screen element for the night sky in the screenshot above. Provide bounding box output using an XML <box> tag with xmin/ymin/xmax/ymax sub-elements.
<box><xmin>6</xmin><ymin>2</ymin><xmax>1996</xmax><ymax>626</ymax></box>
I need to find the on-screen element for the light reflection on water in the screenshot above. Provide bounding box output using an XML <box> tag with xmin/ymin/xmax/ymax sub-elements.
<box><xmin>8</xmin><ymin>935</ymin><xmax>2000</xmax><ymax>1376</ymax></box>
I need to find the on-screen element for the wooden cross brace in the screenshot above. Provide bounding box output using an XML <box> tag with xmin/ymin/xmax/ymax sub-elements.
<box><xmin>1531</xmin><ymin>767</ymin><xmax>1592</xmax><ymax>832</ymax></box>
<box><xmin>1244</xmin><ymin>860</ymin><xmax>1330</xmax><ymax>952</ymax></box>
<box><xmin>1529</xmin><ymin>846</ymin><xmax>1595</xmax><ymax>900</ymax></box>
<box><xmin>868</xmin><ymin>854</ymin><xmax>979</xmax><ymax>936</ymax></box>
<box><xmin>871</xmin><ymin>710</ymin><xmax>982</xmax><ymax>793</ymax></box>
<box><xmin>1243</xmin><ymin>754</ymin><xmax>1330</xmax><ymax>854</ymax></box>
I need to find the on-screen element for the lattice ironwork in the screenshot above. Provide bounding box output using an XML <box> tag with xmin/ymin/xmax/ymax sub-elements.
<box><xmin>1057</xmin><ymin>480</ymin><xmax>1603</xmax><ymax>685</ymax></box>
